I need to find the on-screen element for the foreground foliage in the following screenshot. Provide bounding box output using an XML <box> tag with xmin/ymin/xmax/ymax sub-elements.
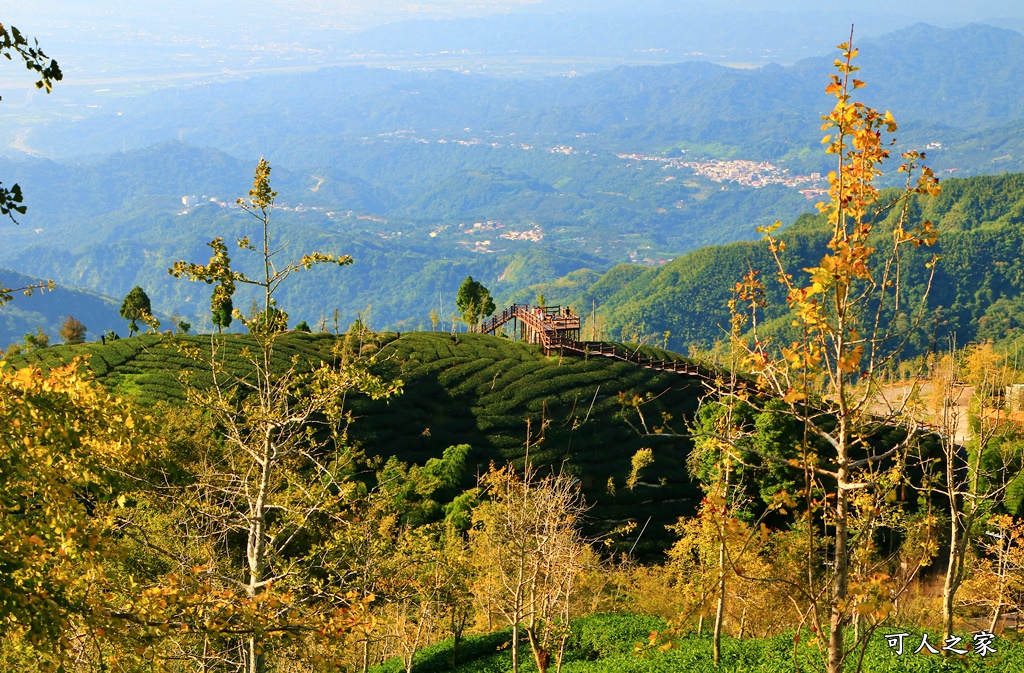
<box><xmin>7</xmin><ymin>331</ymin><xmax>705</xmax><ymax>552</ymax></box>
<box><xmin>0</xmin><ymin>361</ymin><xmax>151</xmax><ymax>667</ymax></box>
<box><xmin>370</xmin><ymin>613</ymin><xmax>1024</xmax><ymax>673</ymax></box>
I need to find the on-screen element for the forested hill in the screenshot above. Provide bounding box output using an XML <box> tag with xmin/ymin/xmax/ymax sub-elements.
<box><xmin>555</xmin><ymin>172</ymin><xmax>1024</xmax><ymax>354</ymax></box>
<box><xmin>0</xmin><ymin>268</ymin><xmax>127</xmax><ymax>347</ymax></box>
<box><xmin>0</xmin><ymin>141</ymin><xmax>801</xmax><ymax>333</ymax></box>
<box><xmin>5</xmin><ymin>331</ymin><xmax>705</xmax><ymax>553</ymax></box>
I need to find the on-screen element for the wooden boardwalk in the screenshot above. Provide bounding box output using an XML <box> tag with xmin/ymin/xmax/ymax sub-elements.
<box><xmin>478</xmin><ymin>304</ymin><xmax>707</xmax><ymax>379</ymax></box>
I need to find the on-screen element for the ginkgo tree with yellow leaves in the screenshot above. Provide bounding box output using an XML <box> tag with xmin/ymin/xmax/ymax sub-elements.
<box><xmin>718</xmin><ymin>34</ymin><xmax>942</xmax><ymax>673</ymax></box>
<box><xmin>0</xmin><ymin>360</ymin><xmax>153</xmax><ymax>669</ymax></box>
<box><xmin>161</xmin><ymin>158</ymin><xmax>402</xmax><ymax>673</ymax></box>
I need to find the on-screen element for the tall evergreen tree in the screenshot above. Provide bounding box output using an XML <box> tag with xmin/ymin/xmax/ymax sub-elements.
<box><xmin>119</xmin><ymin>286</ymin><xmax>152</xmax><ymax>337</ymax></box>
<box><xmin>211</xmin><ymin>292</ymin><xmax>233</xmax><ymax>333</ymax></box>
<box><xmin>456</xmin><ymin>276</ymin><xmax>496</xmax><ymax>329</ymax></box>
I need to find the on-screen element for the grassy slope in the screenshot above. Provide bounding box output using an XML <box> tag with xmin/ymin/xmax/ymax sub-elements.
<box><xmin>371</xmin><ymin>613</ymin><xmax>1024</xmax><ymax>673</ymax></box>
<box><xmin>4</xmin><ymin>331</ymin><xmax>705</xmax><ymax>551</ymax></box>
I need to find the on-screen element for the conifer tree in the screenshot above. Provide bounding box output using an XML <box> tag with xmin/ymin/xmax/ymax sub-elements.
<box><xmin>212</xmin><ymin>292</ymin><xmax>233</xmax><ymax>333</ymax></box>
<box><xmin>456</xmin><ymin>276</ymin><xmax>495</xmax><ymax>329</ymax></box>
<box><xmin>120</xmin><ymin>285</ymin><xmax>152</xmax><ymax>336</ymax></box>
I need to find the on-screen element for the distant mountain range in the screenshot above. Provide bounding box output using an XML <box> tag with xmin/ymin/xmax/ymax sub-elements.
<box><xmin>4</xmin><ymin>23</ymin><xmax>1024</xmax><ymax>338</ymax></box>
<box><xmin>0</xmin><ymin>141</ymin><xmax>805</xmax><ymax>332</ymax></box>
<box><xmin>11</xmin><ymin>23</ymin><xmax>1024</xmax><ymax>168</ymax></box>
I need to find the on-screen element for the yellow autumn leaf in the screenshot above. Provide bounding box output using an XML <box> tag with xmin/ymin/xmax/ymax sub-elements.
<box><xmin>783</xmin><ymin>389</ymin><xmax>806</xmax><ymax>404</ymax></box>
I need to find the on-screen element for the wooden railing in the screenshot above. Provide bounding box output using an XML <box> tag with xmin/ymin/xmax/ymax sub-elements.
<box><xmin>479</xmin><ymin>304</ymin><xmax>706</xmax><ymax>380</ymax></box>
<box><xmin>478</xmin><ymin>303</ymin><xmax>530</xmax><ymax>335</ymax></box>
<box><xmin>479</xmin><ymin>304</ymin><xmax>580</xmax><ymax>339</ymax></box>
<box><xmin>555</xmin><ymin>340</ymin><xmax>702</xmax><ymax>376</ymax></box>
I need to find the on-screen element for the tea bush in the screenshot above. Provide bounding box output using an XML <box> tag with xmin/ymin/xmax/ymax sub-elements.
<box><xmin>4</xmin><ymin>331</ymin><xmax>704</xmax><ymax>551</ymax></box>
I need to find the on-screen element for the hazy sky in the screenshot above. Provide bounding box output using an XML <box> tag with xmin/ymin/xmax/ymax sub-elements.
<box><xmin>541</xmin><ymin>0</ymin><xmax>1024</xmax><ymax>19</ymax></box>
<box><xmin>6</xmin><ymin>0</ymin><xmax>1024</xmax><ymax>34</ymax></box>
<box><xmin>2</xmin><ymin>0</ymin><xmax>1022</xmax><ymax>86</ymax></box>
<box><xmin>3</xmin><ymin>0</ymin><xmax>547</xmax><ymax>33</ymax></box>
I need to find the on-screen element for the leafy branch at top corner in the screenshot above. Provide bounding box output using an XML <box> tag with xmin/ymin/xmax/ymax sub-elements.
<box><xmin>0</xmin><ymin>181</ymin><xmax>26</xmax><ymax>222</ymax></box>
<box><xmin>1</xmin><ymin>24</ymin><xmax>62</xmax><ymax>224</ymax></box>
<box><xmin>0</xmin><ymin>23</ymin><xmax>63</xmax><ymax>98</ymax></box>
<box><xmin>0</xmin><ymin>279</ymin><xmax>55</xmax><ymax>307</ymax></box>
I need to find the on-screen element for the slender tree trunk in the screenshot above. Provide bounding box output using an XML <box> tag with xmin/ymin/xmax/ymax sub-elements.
<box><xmin>828</xmin><ymin>465</ymin><xmax>850</xmax><ymax>673</ymax></box>
<box><xmin>826</xmin><ymin>307</ymin><xmax>853</xmax><ymax>673</ymax></box>
<box><xmin>714</xmin><ymin>515</ymin><xmax>726</xmax><ymax>666</ymax></box>
<box><xmin>990</xmin><ymin>600</ymin><xmax>1003</xmax><ymax>634</ymax></box>
<box><xmin>245</xmin><ymin>639</ymin><xmax>265</xmax><ymax>673</ymax></box>
<box><xmin>940</xmin><ymin>360</ymin><xmax>966</xmax><ymax>644</ymax></box>
<box><xmin>244</xmin><ymin>431</ymin><xmax>274</xmax><ymax>673</ymax></box>
<box><xmin>486</xmin><ymin>576</ymin><xmax>493</xmax><ymax>632</ymax></box>
<box><xmin>450</xmin><ymin>611</ymin><xmax>466</xmax><ymax>667</ymax></box>
<box><xmin>990</xmin><ymin>553</ymin><xmax>1005</xmax><ymax>633</ymax></box>
<box><xmin>556</xmin><ymin>562</ymin><xmax>574</xmax><ymax>673</ymax></box>
<box><xmin>713</xmin><ymin>463</ymin><xmax>731</xmax><ymax>666</ymax></box>
<box><xmin>990</xmin><ymin>545</ymin><xmax>1008</xmax><ymax>634</ymax></box>
<box><xmin>404</xmin><ymin>603</ymin><xmax>428</xmax><ymax>673</ymax></box>
<box><xmin>556</xmin><ymin>634</ymin><xmax>569</xmax><ymax>673</ymax></box>
<box><xmin>511</xmin><ymin>620</ymin><xmax>520</xmax><ymax>673</ymax></box>
<box><xmin>942</xmin><ymin>513</ymin><xmax>962</xmax><ymax>641</ymax></box>
<box><xmin>511</xmin><ymin>568</ymin><xmax>524</xmax><ymax>673</ymax></box>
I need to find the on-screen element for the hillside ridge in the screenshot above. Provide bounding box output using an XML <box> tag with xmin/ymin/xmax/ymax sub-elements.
<box><xmin>4</xmin><ymin>330</ymin><xmax>706</xmax><ymax>552</ymax></box>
